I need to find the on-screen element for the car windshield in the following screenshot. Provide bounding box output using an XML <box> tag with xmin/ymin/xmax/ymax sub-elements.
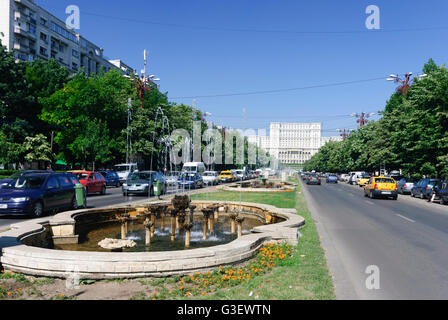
<box><xmin>183</xmin><ymin>166</ymin><xmax>197</xmax><ymax>172</ymax></box>
<box><xmin>129</xmin><ymin>172</ymin><xmax>152</xmax><ymax>180</ymax></box>
<box><xmin>204</xmin><ymin>172</ymin><xmax>215</xmax><ymax>176</ymax></box>
<box><xmin>375</xmin><ymin>178</ymin><xmax>395</xmax><ymax>183</ymax></box>
<box><xmin>74</xmin><ymin>173</ymin><xmax>89</xmax><ymax>180</ymax></box>
<box><xmin>9</xmin><ymin>172</ymin><xmax>22</xmax><ymax>179</ymax></box>
<box><xmin>115</xmin><ymin>166</ymin><xmax>131</xmax><ymax>172</ymax></box>
<box><xmin>180</xmin><ymin>173</ymin><xmax>196</xmax><ymax>179</ymax></box>
<box><xmin>8</xmin><ymin>176</ymin><xmax>46</xmax><ymax>189</ymax></box>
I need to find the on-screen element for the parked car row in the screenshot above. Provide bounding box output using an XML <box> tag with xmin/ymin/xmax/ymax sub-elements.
<box><xmin>0</xmin><ymin>171</ymin><xmax>87</xmax><ymax>217</ymax></box>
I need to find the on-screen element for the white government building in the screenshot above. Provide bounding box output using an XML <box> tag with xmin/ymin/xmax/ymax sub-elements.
<box><xmin>0</xmin><ymin>0</ymin><xmax>134</xmax><ymax>76</ymax></box>
<box><xmin>248</xmin><ymin>122</ymin><xmax>342</xmax><ymax>165</ymax></box>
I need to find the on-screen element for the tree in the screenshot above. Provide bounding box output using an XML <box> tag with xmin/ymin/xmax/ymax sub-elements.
<box><xmin>22</xmin><ymin>134</ymin><xmax>54</xmax><ymax>163</ymax></box>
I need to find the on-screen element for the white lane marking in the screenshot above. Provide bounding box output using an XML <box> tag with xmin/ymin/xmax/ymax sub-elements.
<box><xmin>395</xmin><ymin>214</ymin><xmax>415</xmax><ymax>223</ymax></box>
<box><xmin>348</xmin><ymin>193</ymin><xmax>355</xmax><ymax>197</ymax></box>
<box><xmin>366</xmin><ymin>200</ymin><xmax>375</xmax><ymax>205</ymax></box>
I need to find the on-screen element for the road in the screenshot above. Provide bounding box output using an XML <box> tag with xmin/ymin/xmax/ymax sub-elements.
<box><xmin>302</xmin><ymin>179</ymin><xmax>448</xmax><ymax>299</ymax></box>
<box><xmin>0</xmin><ymin>184</ymin><xmax>218</xmax><ymax>231</ymax></box>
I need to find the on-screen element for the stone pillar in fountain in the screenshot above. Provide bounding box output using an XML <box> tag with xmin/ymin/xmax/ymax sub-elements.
<box><xmin>236</xmin><ymin>216</ymin><xmax>245</xmax><ymax>238</ymax></box>
<box><xmin>143</xmin><ymin>219</ymin><xmax>154</xmax><ymax>245</ymax></box>
<box><xmin>170</xmin><ymin>209</ymin><xmax>177</xmax><ymax>242</ymax></box>
<box><xmin>201</xmin><ymin>209</ymin><xmax>212</xmax><ymax>240</ymax></box>
<box><xmin>212</xmin><ymin>205</ymin><xmax>219</xmax><ymax>220</ymax></box>
<box><xmin>208</xmin><ymin>214</ymin><xmax>214</xmax><ymax>235</ymax></box>
<box><xmin>229</xmin><ymin>212</ymin><xmax>238</xmax><ymax>234</ymax></box>
<box><xmin>117</xmin><ymin>213</ymin><xmax>130</xmax><ymax>240</ymax></box>
<box><xmin>178</xmin><ymin>213</ymin><xmax>186</xmax><ymax>231</ymax></box>
<box><xmin>184</xmin><ymin>223</ymin><xmax>193</xmax><ymax>248</ymax></box>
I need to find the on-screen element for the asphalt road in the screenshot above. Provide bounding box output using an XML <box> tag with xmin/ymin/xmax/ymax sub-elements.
<box><xmin>0</xmin><ymin>183</ymin><xmax>219</xmax><ymax>231</ymax></box>
<box><xmin>302</xmin><ymin>179</ymin><xmax>448</xmax><ymax>299</ymax></box>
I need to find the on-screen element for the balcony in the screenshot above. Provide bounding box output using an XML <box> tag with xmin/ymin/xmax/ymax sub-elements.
<box><xmin>14</xmin><ymin>25</ymin><xmax>27</xmax><ymax>35</ymax></box>
<box><xmin>13</xmin><ymin>42</ymin><xmax>29</xmax><ymax>51</ymax></box>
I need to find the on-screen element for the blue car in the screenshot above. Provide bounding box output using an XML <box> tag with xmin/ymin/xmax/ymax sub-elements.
<box><xmin>411</xmin><ymin>178</ymin><xmax>440</xmax><ymax>199</ymax></box>
<box><xmin>326</xmin><ymin>175</ymin><xmax>338</xmax><ymax>183</ymax></box>
<box><xmin>99</xmin><ymin>171</ymin><xmax>121</xmax><ymax>187</ymax></box>
<box><xmin>177</xmin><ymin>172</ymin><xmax>204</xmax><ymax>189</ymax></box>
<box><xmin>0</xmin><ymin>172</ymin><xmax>83</xmax><ymax>218</ymax></box>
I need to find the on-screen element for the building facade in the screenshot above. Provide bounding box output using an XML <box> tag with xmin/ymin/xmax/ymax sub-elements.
<box><xmin>0</xmin><ymin>0</ymin><xmax>132</xmax><ymax>75</ymax></box>
<box><xmin>248</xmin><ymin>122</ymin><xmax>323</xmax><ymax>165</ymax></box>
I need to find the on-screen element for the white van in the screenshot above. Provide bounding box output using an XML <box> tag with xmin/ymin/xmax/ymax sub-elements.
<box><xmin>114</xmin><ymin>163</ymin><xmax>138</xmax><ymax>184</ymax></box>
<box><xmin>182</xmin><ymin>162</ymin><xmax>206</xmax><ymax>174</ymax></box>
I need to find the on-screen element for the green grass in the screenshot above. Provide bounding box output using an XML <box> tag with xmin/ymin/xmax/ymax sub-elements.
<box><xmin>191</xmin><ymin>190</ymin><xmax>297</xmax><ymax>209</ymax></box>
<box><xmin>190</xmin><ymin>185</ymin><xmax>335</xmax><ymax>300</ymax></box>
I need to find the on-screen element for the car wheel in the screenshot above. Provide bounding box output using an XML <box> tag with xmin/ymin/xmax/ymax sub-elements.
<box><xmin>150</xmin><ymin>186</ymin><xmax>154</xmax><ymax>196</ymax></box>
<box><xmin>101</xmin><ymin>186</ymin><xmax>106</xmax><ymax>195</ymax></box>
<box><xmin>441</xmin><ymin>197</ymin><xmax>447</xmax><ymax>205</ymax></box>
<box><xmin>123</xmin><ymin>191</ymin><xmax>128</xmax><ymax>197</ymax></box>
<box><xmin>30</xmin><ymin>201</ymin><xmax>43</xmax><ymax>218</ymax></box>
<box><xmin>420</xmin><ymin>193</ymin><xmax>425</xmax><ymax>199</ymax></box>
<box><xmin>116</xmin><ymin>181</ymin><xmax>120</xmax><ymax>188</ymax></box>
<box><xmin>393</xmin><ymin>196</ymin><xmax>398</xmax><ymax>200</ymax></box>
<box><xmin>411</xmin><ymin>191</ymin><xmax>415</xmax><ymax>197</ymax></box>
<box><xmin>370</xmin><ymin>192</ymin><xmax>375</xmax><ymax>199</ymax></box>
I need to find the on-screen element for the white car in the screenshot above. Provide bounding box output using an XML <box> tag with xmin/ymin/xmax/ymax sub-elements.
<box><xmin>202</xmin><ymin>171</ymin><xmax>219</xmax><ymax>186</ymax></box>
<box><xmin>165</xmin><ymin>171</ymin><xmax>180</xmax><ymax>186</ymax></box>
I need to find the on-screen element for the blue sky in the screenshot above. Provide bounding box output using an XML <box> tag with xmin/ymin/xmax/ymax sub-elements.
<box><xmin>37</xmin><ymin>0</ymin><xmax>448</xmax><ymax>136</ymax></box>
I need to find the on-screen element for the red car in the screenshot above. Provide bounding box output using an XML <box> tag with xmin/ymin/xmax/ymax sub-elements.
<box><xmin>69</xmin><ymin>171</ymin><xmax>107</xmax><ymax>195</ymax></box>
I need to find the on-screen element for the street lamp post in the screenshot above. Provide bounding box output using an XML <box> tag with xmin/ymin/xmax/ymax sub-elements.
<box><xmin>351</xmin><ymin>112</ymin><xmax>375</xmax><ymax>127</ymax></box>
<box><xmin>386</xmin><ymin>72</ymin><xmax>426</xmax><ymax>96</ymax></box>
<box><xmin>336</xmin><ymin>128</ymin><xmax>354</xmax><ymax>141</ymax></box>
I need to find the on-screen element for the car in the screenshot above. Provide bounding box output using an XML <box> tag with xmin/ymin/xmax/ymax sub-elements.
<box><xmin>435</xmin><ymin>180</ymin><xmax>448</xmax><ymax>205</ymax></box>
<box><xmin>98</xmin><ymin>170</ymin><xmax>121</xmax><ymax>187</ymax></box>
<box><xmin>0</xmin><ymin>170</ymin><xmax>49</xmax><ymax>189</ymax></box>
<box><xmin>234</xmin><ymin>169</ymin><xmax>248</xmax><ymax>181</ymax></box>
<box><xmin>114</xmin><ymin>163</ymin><xmax>138</xmax><ymax>184</ymax></box>
<box><xmin>0</xmin><ymin>172</ymin><xmax>84</xmax><ymax>217</ymax></box>
<box><xmin>364</xmin><ymin>176</ymin><xmax>398</xmax><ymax>200</ymax></box>
<box><xmin>396</xmin><ymin>178</ymin><xmax>417</xmax><ymax>195</ymax></box>
<box><xmin>165</xmin><ymin>171</ymin><xmax>180</xmax><ymax>186</ymax></box>
<box><xmin>326</xmin><ymin>175</ymin><xmax>338</xmax><ymax>183</ymax></box>
<box><xmin>219</xmin><ymin>170</ymin><xmax>235</xmax><ymax>183</ymax></box>
<box><xmin>69</xmin><ymin>171</ymin><xmax>107</xmax><ymax>195</ymax></box>
<box><xmin>202</xmin><ymin>171</ymin><xmax>219</xmax><ymax>186</ymax></box>
<box><xmin>177</xmin><ymin>172</ymin><xmax>204</xmax><ymax>189</ymax></box>
<box><xmin>123</xmin><ymin>171</ymin><xmax>167</xmax><ymax>196</ymax></box>
<box><xmin>338</xmin><ymin>174</ymin><xmax>349</xmax><ymax>182</ymax></box>
<box><xmin>306</xmin><ymin>174</ymin><xmax>321</xmax><ymax>185</ymax></box>
<box><xmin>410</xmin><ymin>178</ymin><xmax>440</xmax><ymax>199</ymax></box>
<box><xmin>182</xmin><ymin>162</ymin><xmax>206</xmax><ymax>175</ymax></box>
<box><xmin>357</xmin><ymin>174</ymin><xmax>371</xmax><ymax>187</ymax></box>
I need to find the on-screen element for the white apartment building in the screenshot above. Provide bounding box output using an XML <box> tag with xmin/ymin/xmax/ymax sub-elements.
<box><xmin>0</xmin><ymin>0</ymin><xmax>133</xmax><ymax>75</ymax></box>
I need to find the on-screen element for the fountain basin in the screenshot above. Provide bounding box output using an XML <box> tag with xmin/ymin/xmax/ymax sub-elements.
<box><xmin>219</xmin><ymin>180</ymin><xmax>296</xmax><ymax>193</ymax></box>
<box><xmin>0</xmin><ymin>200</ymin><xmax>304</xmax><ymax>279</ymax></box>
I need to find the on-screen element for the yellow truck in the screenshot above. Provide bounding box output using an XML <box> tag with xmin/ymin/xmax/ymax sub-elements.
<box><xmin>364</xmin><ymin>176</ymin><xmax>398</xmax><ymax>200</ymax></box>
